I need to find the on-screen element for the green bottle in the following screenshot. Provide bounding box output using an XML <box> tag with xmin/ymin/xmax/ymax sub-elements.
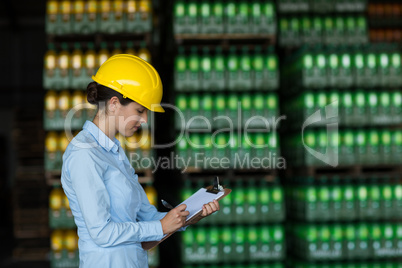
<box><xmin>259</xmin><ymin>226</ymin><xmax>271</xmax><ymax>261</ymax></box>
<box><xmin>328</xmin><ymin>52</ymin><xmax>339</xmax><ymax>87</ymax></box>
<box><xmin>394</xmin><ymin>223</ymin><xmax>402</xmax><ymax>254</ymax></box>
<box><xmin>188</xmin><ymin>94</ymin><xmax>200</xmax><ymax>129</ymax></box>
<box><xmin>324</xmin><ymin>16</ymin><xmax>335</xmax><ymax>44</ymax></box>
<box><xmin>366</xmin><ymin>52</ymin><xmax>379</xmax><ymax>87</ymax></box>
<box><xmin>228</xmin><ymin>133</ymin><xmax>238</xmax><ymax>168</ymax></box>
<box><xmin>341</xmin><ymin>177</ymin><xmax>357</xmax><ymax>221</ymax></box>
<box><xmin>367</xmin><ymin>129</ymin><xmax>379</xmax><ymax>165</ymax></box>
<box><xmin>253</xmin><ymin>133</ymin><xmax>265</xmax><ymax>160</ymax></box>
<box><xmin>211</xmin><ymin>1</ymin><xmax>224</xmax><ymax>34</ymax></box>
<box><xmin>334</xmin><ymin>16</ymin><xmax>345</xmax><ymax>44</ymax></box>
<box><xmin>342</xmin><ymin>130</ymin><xmax>354</xmax><ymax>165</ymax></box>
<box><xmin>199</xmin><ymin>1</ymin><xmax>211</xmax><ymax>34</ymax></box>
<box><xmin>265</xmin><ymin>50</ymin><xmax>279</xmax><ymax>90</ymax></box>
<box><xmin>356</xmin><ymin>223</ymin><xmax>370</xmax><ymax>259</ymax></box>
<box><xmin>250</xmin><ymin>93</ymin><xmax>264</xmax><ymax>129</ymax></box>
<box><xmin>259</xmin><ymin>180</ymin><xmax>270</xmax><ymax>223</ymax></box>
<box><xmin>174</xmin><ymin>47</ymin><xmax>187</xmax><ymax>91</ymax></box>
<box><xmin>202</xmin><ymin>134</ymin><xmax>213</xmax><ymax>168</ymax></box>
<box><xmin>331</xmin><ymin>177</ymin><xmax>342</xmax><ymax>221</ymax></box>
<box><xmin>378</xmin><ymin>92</ymin><xmax>391</xmax><ymax>124</ymax></box>
<box><xmin>301</xmin><ymin>16</ymin><xmax>312</xmax><ymax>44</ymax></box>
<box><xmin>357</xmin><ymin>178</ymin><xmax>368</xmax><ymax>219</ymax></box>
<box><xmin>272</xmin><ymin>225</ymin><xmax>284</xmax><ymax>259</ymax></box>
<box><xmin>226</xmin><ymin>46</ymin><xmax>239</xmax><ymax>91</ymax></box>
<box><xmin>250</xmin><ymin>0</ymin><xmax>261</xmax><ymax>34</ymax></box>
<box><xmin>390</xmin><ymin>91</ymin><xmax>401</xmax><ymax>124</ymax></box>
<box><xmin>182</xmin><ymin>228</ymin><xmax>195</xmax><ymax>263</ymax></box>
<box><xmin>306</xmin><ymin>224</ymin><xmax>318</xmax><ymax>260</ymax></box>
<box><xmin>305</xmin><ymin>177</ymin><xmax>318</xmax><ymax>222</ymax></box>
<box><xmin>207</xmin><ymin>226</ymin><xmax>219</xmax><ymax>262</ymax></box>
<box><xmin>304</xmin><ymin>130</ymin><xmax>317</xmax><ymax>166</ymax></box>
<box><xmin>331</xmin><ymin>224</ymin><xmax>343</xmax><ymax>259</ymax></box>
<box><xmin>219</xmin><ymin>179</ymin><xmax>232</xmax><ymax>224</ymax></box>
<box><xmin>187</xmin><ymin>1</ymin><xmax>199</xmax><ymax>34</ymax></box>
<box><xmin>345</xmin><ymin>16</ymin><xmax>355</xmax><ymax>45</ymax></box>
<box><xmin>318</xmin><ymin>178</ymin><xmax>330</xmax><ymax>222</ymax></box>
<box><xmin>391</xmin><ymin>130</ymin><xmax>402</xmax><ymax>164</ymax></box>
<box><xmin>200</xmin><ymin>93</ymin><xmax>213</xmax><ymax>127</ymax></box>
<box><xmin>370</xmin><ymin>223</ymin><xmax>382</xmax><ymax>258</ymax></box>
<box><xmin>225</xmin><ymin>1</ymin><xmax>237</xmax><ymax>34</ymax></box>
<box><xmin>237</xmin><ymin>1</ymin><xmax>249</xmax><ymax>33</ymax></box>
<box><xmin>175</xmin><ymin>94</ymin><xmax>187</xmax><ymax>129</ymax></box>
<box><xmin>240</xmin><ymin>46</ymin><xmax>252</xmax><ymax>90</ymax></box>
<box><xmin>177</xmin><ymin>136</ymin><xmax>188</xmax><ymax>169</ymax></box>
<box><xmin>367</xmin><ymin>177</ymin><xmax>381</xmax><ymax>220</ymax></box>
<box><xmin>173</xmin><ymin>0</ymin><xmax>186</xmax><ymax>34</ymax></box>
<box><xmin>345</xmin><ymin>224</ymin><xmax>357</xmax><ymax>260</ymax></box>
<box><xmin>214</xmin><ymin>93</ymin><xmax>226</xmax><ymax>129</ymax></box>
<box><xmin>355</xmin><ymin>129</ymin><xmax>367</xmax><ymax>164</ymax></box>
<box><xmin>221</xmin><ymin>226</ymin><xmax>232</xmax><ymax>262</ymax></box>
<box><xmin>279</xmin><ymin>18</ymin><xmax>290</xmax><ymax>46</ymax></box>
<box><xmin>353</xmin><ymin>52</ymin><xmax>365</xmax><ymax>87</ymax></box>
<box><xmin>353</xmin><ymin>91</ymin><xmax>367</xmax><ymax>125</ymax></box>
<box><xmin>271</xmin><ymin>179</ymin><xmax>284</xmax><ymax>222</ymax></box>
<box><xmin>227</xmin><ymin>94</ymin><xmax>238</xmax><ymax>128</ymax></box>
<box><xmin>200</xmin><ymin>47</ymin><xmax>212</xmax><ymax>90</ymax></box>
<box><xmin>393</xmin><ymin>179</ymin><xmax>402</xmax><ymax>218</ymax></box>
<box><xmin>381</xmin><ymin>224</ymin><xmax>394</xmax><ymax>257</ymax></box>
<box><xmin>212</xmin><ymin>47</ymin><xmax>225</xmax><ymax>91</ymax></box>
<box><xmin>195</xmin><ymin>227</ymin><xmax>207</xmax><ymax>261</ymax></box>
<box><xmin>213</xmin><ymin>132</ymin><xmax>227</xmax><ymax>162</ymax></box>
<box><xmin>189</xmin><ymin>133</ymin><xmax>201</xmax><ymax>168</ymax></box>
<box><xmin>241</xmin><ymin>93</ymin><xmax>252</xmax><ymax>127</ymax></box>
<box><xmin>340</xmin><ymin>52</ymin><xmax>353</xmax><ymax>87</ymax></box>
<box><xmin>312</xmin><ymin>17</ymin><xmax>323</xmax><ymax>43</ymax></box>
<box><xmin>356</xmin><ymin>16</ymin><xmax>368</xmax><ymax>44</ymax></box>
<box><xmin>233</xmin><ymin>226</ymin><xmax>246</xmax><ymax>262</ymax></box>
<box><xmin>380</xmin><ymin>178</ymin><xmax>393</xmax><ymax>219</ymax></box>
<box><xmin>290</xmin><ymin>17</ymin><xmax>301</xmax><ymax>46</ymax></box>
<box><xmin>390</xmin><ymin>52</ymin><xmax>402</xmax><ymax>87</ymax></box>
<box><xmin>233</xmin><ymin>180</ymin><xmax>246</xmax><ymax>223</ymax></box>
<box><xmin>380</xmin><ymin>129</ymin><xmax>392</xmax><ymax>164</ymax></box>
<box><xmin>247</xmin><ymin>225</ymin><xmax>258</xmax><ymax>260</ymax></box>
<box><xmin>261</xmin><ymin>1</ymin><xmax>276</xmax><ymax>35</ymax></box>
<box><xmin>188</xmin><ymin>47</ymin><xmax>200</xmax><ymax>91</ymax></box>
<box><xmin>253</xmin><ymin>46</ymin><xmax>265</xmax><ymax>90</ymax></box>
<box><xmin>379</xmin><ymin>52</ymin><xmax>390</xmax><ymax>87</ymax></box>
<box><xmin>302</xmin><ymin>53</ymin><xmax>314</xmax><ymax>88</ymax></box>
<box><xmin>245</xmin><ymin>180</ymin><xmax>258</xmax><ymax>224</ymax></box>
<box><xmin>367</xmin><ymin>92</ymin><xmax>379</xmax><ymax>125</ymax></box>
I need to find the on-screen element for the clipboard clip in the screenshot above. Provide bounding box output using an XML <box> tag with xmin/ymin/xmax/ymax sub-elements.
<box><xmin>206</xmin><ymin>176</ymin><xmax>224</xmax><ymax>194</ymax></box>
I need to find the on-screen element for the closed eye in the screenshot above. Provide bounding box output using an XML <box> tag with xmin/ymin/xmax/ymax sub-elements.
<box><xmin>137</xmin><ymin>109</ymin><xmax>145</xmax><ymax>114</ymax></box>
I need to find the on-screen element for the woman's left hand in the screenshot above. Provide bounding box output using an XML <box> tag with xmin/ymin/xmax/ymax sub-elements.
<box><xmin>201</xmin><ymin>199</ymin><xmax>220</xmax><ymax>217</ymax></box>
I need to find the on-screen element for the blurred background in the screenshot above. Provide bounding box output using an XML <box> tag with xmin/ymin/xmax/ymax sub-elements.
<box><xmin>0</xmin><ymin>0</ymin><xmax>401</xmax><ymax>267</ymax></box>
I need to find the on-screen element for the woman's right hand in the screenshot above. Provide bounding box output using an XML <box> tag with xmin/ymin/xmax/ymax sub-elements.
<box><xmin>160</xmin><ymin>204</ymin><xmax>190</xmax><ymax>235</ymax></box>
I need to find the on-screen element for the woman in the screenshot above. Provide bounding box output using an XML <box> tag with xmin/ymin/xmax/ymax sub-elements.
<box><xmin>61</xmin><ymin>54</ymin><xmax>219</xmax><ymax>267</ymax></box>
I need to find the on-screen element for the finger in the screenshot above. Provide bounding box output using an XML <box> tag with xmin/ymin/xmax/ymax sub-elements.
<box><xmin>180</xmin><ymin>210</ymin><xmax>190</xmax><ymax>216</ymax></box>
<box><xmin>203</xmin><ymin>203</ymin><xmax>213</xmax><ymax>215</ymax></box>
<box><xmin>208</xmin><ymin>201</ymin><xmax>218</xmax><ymax>212</ymax></box>
<box><xmin>201</xmin><ymin>206</ymin><xmax>208</xmax><ymax>217</ymax></box>
<box><xmin>176</xmin><ymin>204</ymin><xmax>187</xmax><ymax>211</ymax></box>
<box><xmin>213</xmin><ymin>200</ymin><xmax>220</xmax><ymax>210</ymax></box>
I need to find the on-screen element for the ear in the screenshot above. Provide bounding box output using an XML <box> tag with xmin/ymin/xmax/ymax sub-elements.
<box><xmin>108</xmin><ymin>96</ymin><xmax>120</xmax><ymax>112</ymax></box>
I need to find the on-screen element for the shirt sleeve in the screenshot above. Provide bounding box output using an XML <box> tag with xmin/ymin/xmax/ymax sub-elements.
<box><xmin>65</xmin><ymin>150</ymin><xmax>165</xmax><ymax>247</ymax></box>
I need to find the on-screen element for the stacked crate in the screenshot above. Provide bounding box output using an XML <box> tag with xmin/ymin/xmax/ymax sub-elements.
<box><xmin>44</xmin><ymin>1</ymin><xmax>159</xmax><ymax>267</ymax></box>
<box><xmin>278</xmin><ymin>0</ymin><xmax>402</xmax><ymax>266</ymax></box>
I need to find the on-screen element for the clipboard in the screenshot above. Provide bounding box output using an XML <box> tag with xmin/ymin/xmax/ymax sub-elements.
<box><xmin>142</xmin><ymin>179</ymin><xmax>232</xmax><ymax>251</ymax></box>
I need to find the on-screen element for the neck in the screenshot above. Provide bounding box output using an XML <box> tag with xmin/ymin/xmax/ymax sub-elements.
<box><xmin>92</xmin><ymin>111</ymin><xmax>116</xmax><ymax>140</ymax></box>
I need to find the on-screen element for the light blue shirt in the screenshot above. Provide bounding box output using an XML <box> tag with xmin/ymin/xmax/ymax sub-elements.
<box><xmin>61</xmin><ymin>121</ymin><xmax>167</xmax><ymax>267</ymax></box>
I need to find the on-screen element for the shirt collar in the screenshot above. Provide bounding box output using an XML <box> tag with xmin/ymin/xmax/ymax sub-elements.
<box><xmin>83</xmin><ymin>120</ymin><xmax>120</xmax><ymax>154</ymax></box>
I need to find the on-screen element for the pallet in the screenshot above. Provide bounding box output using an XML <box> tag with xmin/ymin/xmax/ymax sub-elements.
<box><xmin>181</xmin><ymin>167</ymin><xmax>278</xmax><ymax>182</ymax></box>
<box><xmin>45</xmin><ymin>168</ymin><xmax>154</xmax><ymax>186</ymax></box>
<box><xmin>284</xmin><ymin>164</ymin><xmax>402</xmax><ymax>178</ymax></box>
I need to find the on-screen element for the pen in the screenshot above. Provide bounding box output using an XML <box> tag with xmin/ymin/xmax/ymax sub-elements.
<box><xmin>161</xmin><ymin>199</ymin><xmax>174</xmax><ymax>210</ymax></box>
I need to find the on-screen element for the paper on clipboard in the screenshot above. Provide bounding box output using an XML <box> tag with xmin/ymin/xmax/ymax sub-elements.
<box><xmin>179</xmin><ymin>188</ymin><xmax>225</xmax><ymax>221</ymax></box>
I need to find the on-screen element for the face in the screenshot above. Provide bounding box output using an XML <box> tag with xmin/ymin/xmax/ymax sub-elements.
<box><xmin>112</xmin><ymin>99</ymin><xmax>148</xmax><ymax>137</ymax></box>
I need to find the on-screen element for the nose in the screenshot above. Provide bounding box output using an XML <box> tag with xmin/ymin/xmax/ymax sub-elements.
<box><xmin>140</xmin><ymin>112</ymin><xmax>148</xmax><ymax>124</ymax></box>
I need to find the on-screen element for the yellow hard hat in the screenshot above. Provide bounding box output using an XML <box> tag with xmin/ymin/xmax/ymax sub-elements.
<box><xmin>92</xmin><ymin>54</ymin><xmax>165</xmax><ymax>112</ymax></box>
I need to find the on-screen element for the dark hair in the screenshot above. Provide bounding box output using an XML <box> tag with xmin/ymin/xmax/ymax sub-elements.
<box><xmin>86</xmin><ymin>82</ymin><xmax>133</xmax><ymax>107</ymax></box>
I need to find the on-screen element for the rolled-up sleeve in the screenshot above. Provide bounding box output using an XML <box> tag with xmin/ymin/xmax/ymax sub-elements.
<box><xmin>65</xmin><ymin>150</ymin><xmax>164</xmax><ymax>247</ymax></box>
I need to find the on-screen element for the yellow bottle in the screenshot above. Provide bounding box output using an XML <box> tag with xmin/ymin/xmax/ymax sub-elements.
<box><xmin>58</xmin><ymin>90</ymin><xmax>71</xmax><ymax>115</ymax></box>
<box><xmin>84</xmin><ymin>42</ymin><xmax>96</xmax><ymax>77</ymax></box>
<box><xmin>140</xmin><ymin>132</ymin><xmax>152</xmax><ymax>151</ymax></box>
<box><xmin>97</xmin><ymin>42</ymin><xmax>110</xmax><ymax>69</ymax></box>
<box><xmin>64</xmin><ymin>230</ymin><xmax>78</xmax><ymax>252</ymax></box>
<box><xmin>112</xmin><ymin>42</ymin><xmax>122</xmax><ymax>56</ymax></box>
<box><xmin>144</xmin><ymin>182</ymin><xmax>157</xmax><ymax>206</ymax></box>
<box><xmin>45</xmin><ymin>91</ymin><xmax>58</xmax><ymax>113</ymax></box>
<box><xmin>62</xmin><ymin>192</ymin><xmax>70</xmax><ymax>210</ymax></box>
<box><xmin>137</xmin><ymin>42</ymin><xmax>151</xmax><ymax>63</ymax></box>
<box><xmin>113</xmin><ymin>0</ymin><xmax>124</xmax><ymax>20</ymax></box>
<box><xmin>59</xmin><ymin>43</ymin><xmax>70</xmax><ymax>78</ymax></box>
<box><xmin>58</xmin><ymin>132</ymin><xmax>70</xmax><ymax>153</ymax></box>
<box><xmin>73</xmin><ymin>0</ymin><xmax>84</xmax><ymax>22</ymax></box>
<box><xmin>71</xmin><ymin>43</ymin><xmax>83</xmax><ymax>77</ymax></box>
<box><xmin>87</xmin><ymin>0</ymin><xmax>98</xmax><ymax>22</ymax></box>
<box><xmin>138</xmin><ymin>0</ymin><xmax>151</xmax><ymax>20</ymax></box>
<box><xmin>125</xmin><ymin>0</ymin><xmax>137</xmax><ymax>21</ymax></box>
<box><xmin>60</xmin><ymin>0</ymin><xmax>72</xmax><ymax>22</ymax></box>
<box><xmin>45</xmin><ymin>132</ymin><xmax>59</xmax><ymax>153</ymax></box>
<box><xmin>100</xmin><ymin>0</ymin><xmax>111</xmax><ymax>20</ymax></box>
<box><xmin>49</xmin><ymin>185</ymin><xmax>64</xmax><ymax>211</ymax></box>
<box><xmin>71</xmin><ymin>90</ymin><xmax>85</xmax><ymax>108</ymax></box>
<box><xmin>44</xmin><ymin>44</ymin><xmax>57</xmax><ymax>77</ymax></box>
<box><xmin>125</xmin><ymin>41</ymin><xmax>136</xmax><ymax>56</ymax></box>
<box><xmin>46</xmin><ymin>0</ymin><xmax>58</xmax><ymax>23</ymax></box>
<box><xmin>126</xmin><ymin>132</ymin><xmax>140</xmax><ymax>152</ymax></box>
<box><xmin>51</xmin><ymin>230</ymin><xmax>64</xmax><ymax>253</ymax></box>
